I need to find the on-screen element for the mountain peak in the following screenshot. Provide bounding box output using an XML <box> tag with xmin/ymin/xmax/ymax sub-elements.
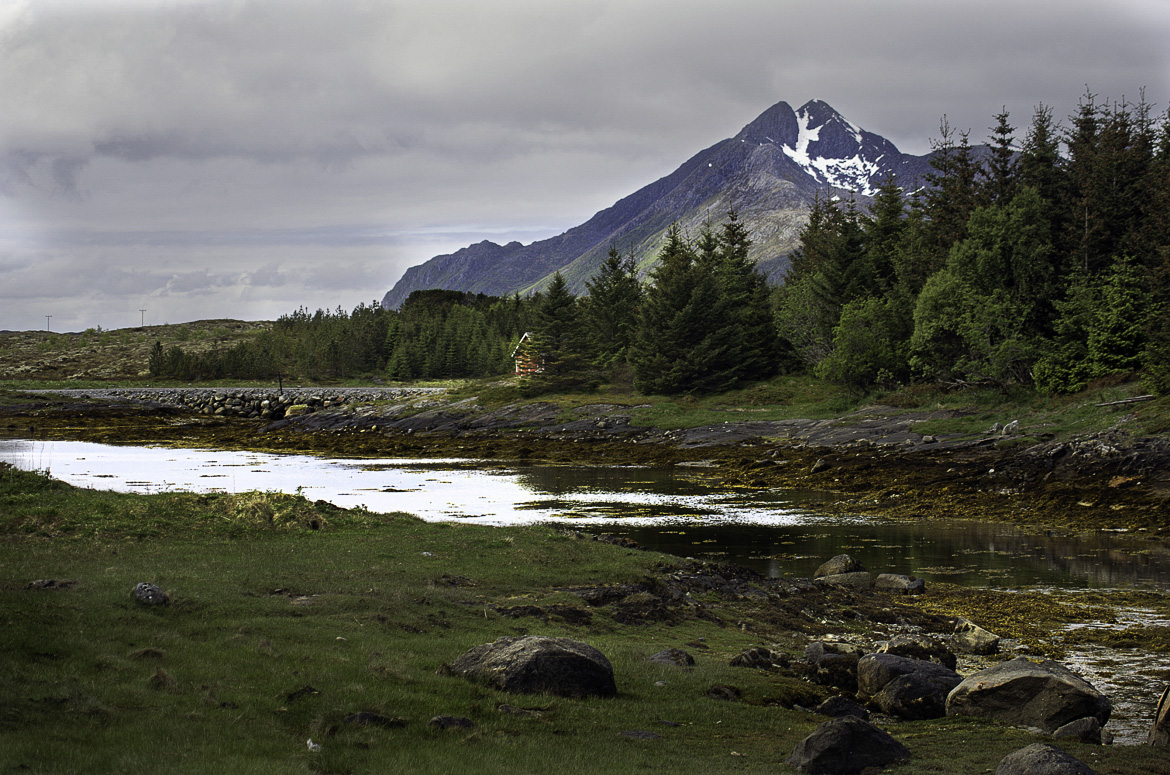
<box><xmin>382</xmin><ymin>98</ymin><xmax>938</xmax><ymax>309</ymax></box>
<box><xmin>735</xmin><ymin>100</ymin><xmax>799</xmax><ymax>147</ymax></box>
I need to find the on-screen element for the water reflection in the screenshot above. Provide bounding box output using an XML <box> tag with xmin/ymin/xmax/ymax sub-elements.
<box><xmin>585</xmin><ymin>521</ymin><xmax>1170</xmax><ymax>589</ymax></box>
<box><xmin>2</xmin><ymin>437</ymin><xmax>1168</xmax><ymax>590</ymax></box>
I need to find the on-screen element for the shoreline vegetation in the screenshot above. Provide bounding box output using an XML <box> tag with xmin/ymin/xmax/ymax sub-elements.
<box><xmin>1</xmin><ymin>370</ymin><xmax>1169</xmax><ymax>772</ymax></box>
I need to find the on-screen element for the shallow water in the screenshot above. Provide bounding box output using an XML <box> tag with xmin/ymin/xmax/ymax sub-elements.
<box><xmin>3</xmin><ymin>436</ymin><xmax>1168</xmax><ymax>743</ymax></box>
<box><xmin>4</xmin><ymin>437</ymin><xmax>1169</xmax><ymax>591</ymax></box>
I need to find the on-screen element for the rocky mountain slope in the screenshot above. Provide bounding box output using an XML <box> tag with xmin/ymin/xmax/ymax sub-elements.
<box><xmin>382</xmin><ymin>100</ymin><xmax>938</xmax><ymax>308</ymax></box>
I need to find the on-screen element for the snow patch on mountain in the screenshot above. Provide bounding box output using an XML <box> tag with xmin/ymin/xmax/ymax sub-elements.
<box><xmin>781</xmin><ymin>105</ymin><xmax>881</xmax><ymax>196</ymax></box>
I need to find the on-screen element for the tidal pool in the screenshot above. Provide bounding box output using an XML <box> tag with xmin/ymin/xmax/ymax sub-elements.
<box><xmin>3</xmin><ymin>437</ymin><xmax>1169</xmax><ymax>591</ymax></box>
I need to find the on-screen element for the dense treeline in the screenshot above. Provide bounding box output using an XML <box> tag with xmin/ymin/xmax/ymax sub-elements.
<box><xmin>150</xmin><ymin>292</ymin><xmax>538</xmax><ymax>382</ymax></box>
<box><xmin>152</xmin><ymin>92</ymin><xmax>1169</xmax><ymax>397</ymax></box>
<box><xmin>776</xmin><ymin>94</ymin><xmax>1170</xmax><ymax>395</ymax></box>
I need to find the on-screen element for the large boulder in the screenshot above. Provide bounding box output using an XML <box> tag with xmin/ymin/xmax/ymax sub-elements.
<box><xmin>814</xmin><ymin>571</ymin><xmax>874</xmax><ymax>589</ymax></box>
<box><xmin>856</xmin><ymin>653</ymin><xmax>960</xmax><ymax>699</ymax></box>
<box><xmin>874</xmin><ymin>573</ymin><xmax>925</xmax><ymax>595</ymax></box>
<box><xmin>953</xmin><ymin>617</ymin><xmax>1000</xmax><ymax>655</ymax></box>
<box><xmin>785</xmin><ymin>716</ymin><xmax>910</xmax><ymax>774</ymax></box>
<box><xmin>446</xmin><ymin>636</ymin><xmax>616</xmax><ymax>698</ymax></box>
<box><xmin>1150</xmin><ymin>686</ymin><xmax>1170</xmax><ymax>746</ymax></box>
<box><xmin>945</xmin><ymin>656</ymin><xmax>1111</xmax><ymax>733</ymax></box>
<box><xmin>874</xmin><ymin>672</ymin><xmax>964</xmax><ymax>720</ymax></box>
<box><xmin>995</xmin><ymin>743</ymin><xmax>1098</xmax><ymax>775</ymax></box>
<box><xmin>856</xmin><ymin>653</ymin><xmax>961</xmax><ymax>720</ymax></box>
<box><xmin>804</xmin><ymin>640</ymin><xmax>864</xmax><ymax>692</ymax></box>
<box><xmin>814</xmin><ymin>554</ymin><xmax>865</xmax><ymax>578</ymax></box>
<box><xmin>875</xmin><ymin>634</ymin><xmax>956</xmax><ymax>670</ymax></box>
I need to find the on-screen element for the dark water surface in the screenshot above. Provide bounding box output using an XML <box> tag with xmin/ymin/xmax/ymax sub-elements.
<box><xmin>3</xmin><ymin>437</ymin><xmax>1168</xmax><ymax>590</ymax></box>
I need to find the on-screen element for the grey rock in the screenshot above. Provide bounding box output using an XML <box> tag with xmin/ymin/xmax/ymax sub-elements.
<box><xmin>785</xmin><ymin>716</ymin><xmax>910</xmax><ymax>774</ymax></box>
<box><xmin>856</xmin><ymin>653</ymin><xmax>961</xmax><ymax>719</ymax></box>
<box><xmin>810</xmin><ymin>458</ymin><xmax>831</xmax><ymax>474</ymax></box>
<box><xmin>814</xmin><ymin>554</ymin><xmax>865</xmax><ymax>578</ymax></box>
<box><xmin>131</xmin><ymin>582</ymin><xmax>168</xmax><ymax>606</ymax></box>
<box><xmin>1149</xmin><ymin>685</ymin><xmax>1170</xmax><ymax>746</ymax></box>
<box><xmin>814</xmin><ymin>571</ymin><xmax>874</xmax><ymax>589</ymax></box>
<box><xmin>954</xmin><ymin>616</ymin><xmax>1000</xmax><ymax>655</ymax></box>
<box><xmin>814</xmin><ymin>696</ymin><xmax>869</xmax><ymax>720</ymax></box>
<box><xmin>875</xmin><ymin>634</ymin><xmax>956</xmax><ymax>670</ymax></box>
<box><xmin>945</xmin><ymin>656</ymin><xmax>1111</xmax><ymax>733</ymax></box>
<box><xmin>446</xmin><ymin>635</ymin><xmax>616</xmax><ymax>698</ymax></box>
<box><xmin>874</xmin><ymin>573</ymin><xmax>926</xmax><ymax>595</ymax></box>
<box><xmin>428</xmin><ymin>715</ymin><xmax>475</xmax><ymax>730</ymax></box>
<box><xmin>804</xmin><ymin>641</ymin><xmax>863</xmax><ymax>692</ymax></box>
<box><xmin>648</xmin><ymin>648</ymin><xmax>694</xmax><ymax>667</ymax></box>
<box><xmin>995</xmin><ymin>743</ymin><xmax>1098</xmax><ymax>775</ymax></box>
<box><xmin>1053</xmin><ymin>716</ymin><xmax>1103</xmax><ymax>745</ymax></box>
<box><xmin>874</xmin><ymin>672</ymin><xmax>962</xmax><ymax>720</ymax></box>
<box><xmin>729</xmin><ymin>646</ymin><xmax>787</xmax><ymax>670</ymax></box>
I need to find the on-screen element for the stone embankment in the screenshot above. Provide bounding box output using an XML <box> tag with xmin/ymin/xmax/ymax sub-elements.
<box><xmin>33</xmin><ymin>387</ymin><xmax>444</xmax><ymax>421</ymax></box>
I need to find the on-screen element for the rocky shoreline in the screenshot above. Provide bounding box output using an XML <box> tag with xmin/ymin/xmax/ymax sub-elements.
<box><xmin>15</xmin><ymin>386</ymin><xmax>1165</xmax><ymax>535</ymax></box>
<box><xmin>4</xmin><ymin>386</ymin><xmax>1170</xmax><ymax>769</ymax></box>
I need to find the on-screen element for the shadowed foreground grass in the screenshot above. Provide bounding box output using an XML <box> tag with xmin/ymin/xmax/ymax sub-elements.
<box><xmin>1</xmin><ymin>466</ymin><xmax>1165</xmax><ymax>774</ymax></box>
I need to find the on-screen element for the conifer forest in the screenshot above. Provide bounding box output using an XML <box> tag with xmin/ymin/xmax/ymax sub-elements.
<box><xmin>150</xmin><ymin>94</ymin><xmax>1170</xmax><ymax>398</ymax></box>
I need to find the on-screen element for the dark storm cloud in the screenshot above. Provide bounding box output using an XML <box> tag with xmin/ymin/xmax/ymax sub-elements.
<box><xmin>2</xmin><ymin>0</ymin><xmax>1169</xmax><ymax>331</ymax></box>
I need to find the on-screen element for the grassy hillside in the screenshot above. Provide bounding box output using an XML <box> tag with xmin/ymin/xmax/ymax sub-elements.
<box><xmin>0</xmin><ymin>320</ymin><xmax>269</xmax><ymax>385</ymax></box>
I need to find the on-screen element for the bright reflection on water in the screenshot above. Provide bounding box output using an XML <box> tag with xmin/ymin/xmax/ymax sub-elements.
<box><xmin>4</xmin><ymin>438</ymin><xmax>1169</xmax><ymax>591</ymax></box>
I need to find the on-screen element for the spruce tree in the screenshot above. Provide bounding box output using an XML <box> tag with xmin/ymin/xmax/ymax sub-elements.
<box><xmin>527</xmin><ymin>272</ymin><xmax>591</xmax><ymax>393</ymax></box>
<box><xmin>979</xmin><ymin>108</ymin><xmax>1018</xmax><ymax>206</ymax></box>
<box><xmin>582</xmin><ymin>245</ymin><xmax>642</xmax><ymax>369</ymax></box>
<box><xmin>631</xmin><ymin>225</ymin><xmax>734</xmax><ymax>394</ymax></box>
<box><xmin>716</xmin><ymin>209</ymin><xmax>783</xmax><ymax>381</ymax></box>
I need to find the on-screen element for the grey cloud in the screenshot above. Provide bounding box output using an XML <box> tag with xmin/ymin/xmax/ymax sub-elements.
<box><xmin>2</xmin><ymin>0</ymin><xmax>1169</xmax><ymax>332</ymax></box>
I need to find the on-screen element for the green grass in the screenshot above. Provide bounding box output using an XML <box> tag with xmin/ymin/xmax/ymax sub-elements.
<box><xmin>902</xmin><ymin>379</ymin><xmax>1169</xmax><ymax>443</ymax></box>
<box><xmin>1</xmin><ymin>466</ymin><xmax>1166</xmax><ymax>774</ymax></box>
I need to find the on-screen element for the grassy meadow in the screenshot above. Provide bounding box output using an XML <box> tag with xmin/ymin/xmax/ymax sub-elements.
<box><xmin>2</xmin><ymin>465</ymin><xmax>1166</xmax><ymax>774</ymax></box>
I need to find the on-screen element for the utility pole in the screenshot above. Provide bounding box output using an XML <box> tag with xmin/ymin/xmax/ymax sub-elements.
<box><xmin>45</xmin><ymin>315</ymin><xmax>52</xmax><ymax>332</ymax></box>
<box><xmin>140</xmin><ymin>309</ymin><xmax>146</xmax><ymax>328</ymax></box>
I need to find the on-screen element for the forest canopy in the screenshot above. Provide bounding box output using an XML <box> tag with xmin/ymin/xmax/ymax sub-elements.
<box><xmin>152</xmin><ymin>92</ymin><xmax>1170</xmax><ymax>397</ymax></box>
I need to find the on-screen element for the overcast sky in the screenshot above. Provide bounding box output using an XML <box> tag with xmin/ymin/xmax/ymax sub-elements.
<box><xmin>3</xmin><ymin>0</ymin><xmax>1169</xmax><ymax>333</ymax></box>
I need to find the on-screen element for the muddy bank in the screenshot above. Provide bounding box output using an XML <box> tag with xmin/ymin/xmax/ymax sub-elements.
<box><xmin>3</xmin><ymin>387</ymin><xmax>1168</xmax><ymax>535</ymax></box>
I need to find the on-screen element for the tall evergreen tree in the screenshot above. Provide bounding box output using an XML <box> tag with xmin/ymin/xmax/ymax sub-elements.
<box><xmin>527</xmin><ymin>272</ymin><xmax>592</xmax><ymax>393</ymax></box>
<box><xmin>582</xmin><ymin>245</ymin><xmax>642</xmax><ymax>368</ymax></box>
<box><xmin>631</xmin><ymin>225</ymin><xmax>734</xmax><ymax>394</ymax></box>
<box><xmin>979</xmin><ymin>108</ymin><xmax>1018</xmax><ymax>206</ymax></box>
<box><xmin>715</xmin><ymin>209</ymin><xmax>784</xmax><ymax>381</ymax></box>
<box><xmin>922</xmin><ymin>118</ymin><xmax>980</xmax><ymax>260</ymax></box>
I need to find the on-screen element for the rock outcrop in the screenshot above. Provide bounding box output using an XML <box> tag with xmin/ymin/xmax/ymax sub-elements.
<box><xmin>785</xmin><ymin>716</ymin><xmax>910</xmax><ymax>774</ymax></box>
<box><xmin>945</xmin><ymin>656</ymin><xmax>1111</xmax><ymax>733</ymax></box>
<box><xmin>953</xmin><ymin>617</ymin><xmax>1001</xmax><ymax>655</ymax></box>
<box><xmin>445</xmin><ymin>635</ymin><xmax>616</xmax><ymax>698</ymax></box>
<box><xmin>856</xmin><ymin>653</ymin><xmax>962</xmax><ymax>720</ymax></box>
<box><xmin>994</xmin><ymin>743</ymin><xmax>1098</xmax><ymax>775</ymax></box>
<box><xmin>1149</xmin><ymin>686</ymin><xmax>1170</xmax><ymax>746</ymax></box>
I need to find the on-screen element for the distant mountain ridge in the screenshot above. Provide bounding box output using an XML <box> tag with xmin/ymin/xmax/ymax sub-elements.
<box><xmin>381</xmin><ymin>100</ymin><xmax>938</xmax><ymax>309</ymax></box>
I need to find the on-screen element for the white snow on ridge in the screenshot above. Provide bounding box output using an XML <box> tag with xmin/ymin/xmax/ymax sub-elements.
<box><xmin>782</xmin><ymin>107</ymin><xmax>880</xmax><ymax>196</ymax></box>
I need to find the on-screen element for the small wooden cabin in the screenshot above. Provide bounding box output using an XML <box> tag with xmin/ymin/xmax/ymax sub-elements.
<box><xmin>511</xmin><ymin>332</ymin><xmax>543</xmax><ymax>376</ymax></box>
